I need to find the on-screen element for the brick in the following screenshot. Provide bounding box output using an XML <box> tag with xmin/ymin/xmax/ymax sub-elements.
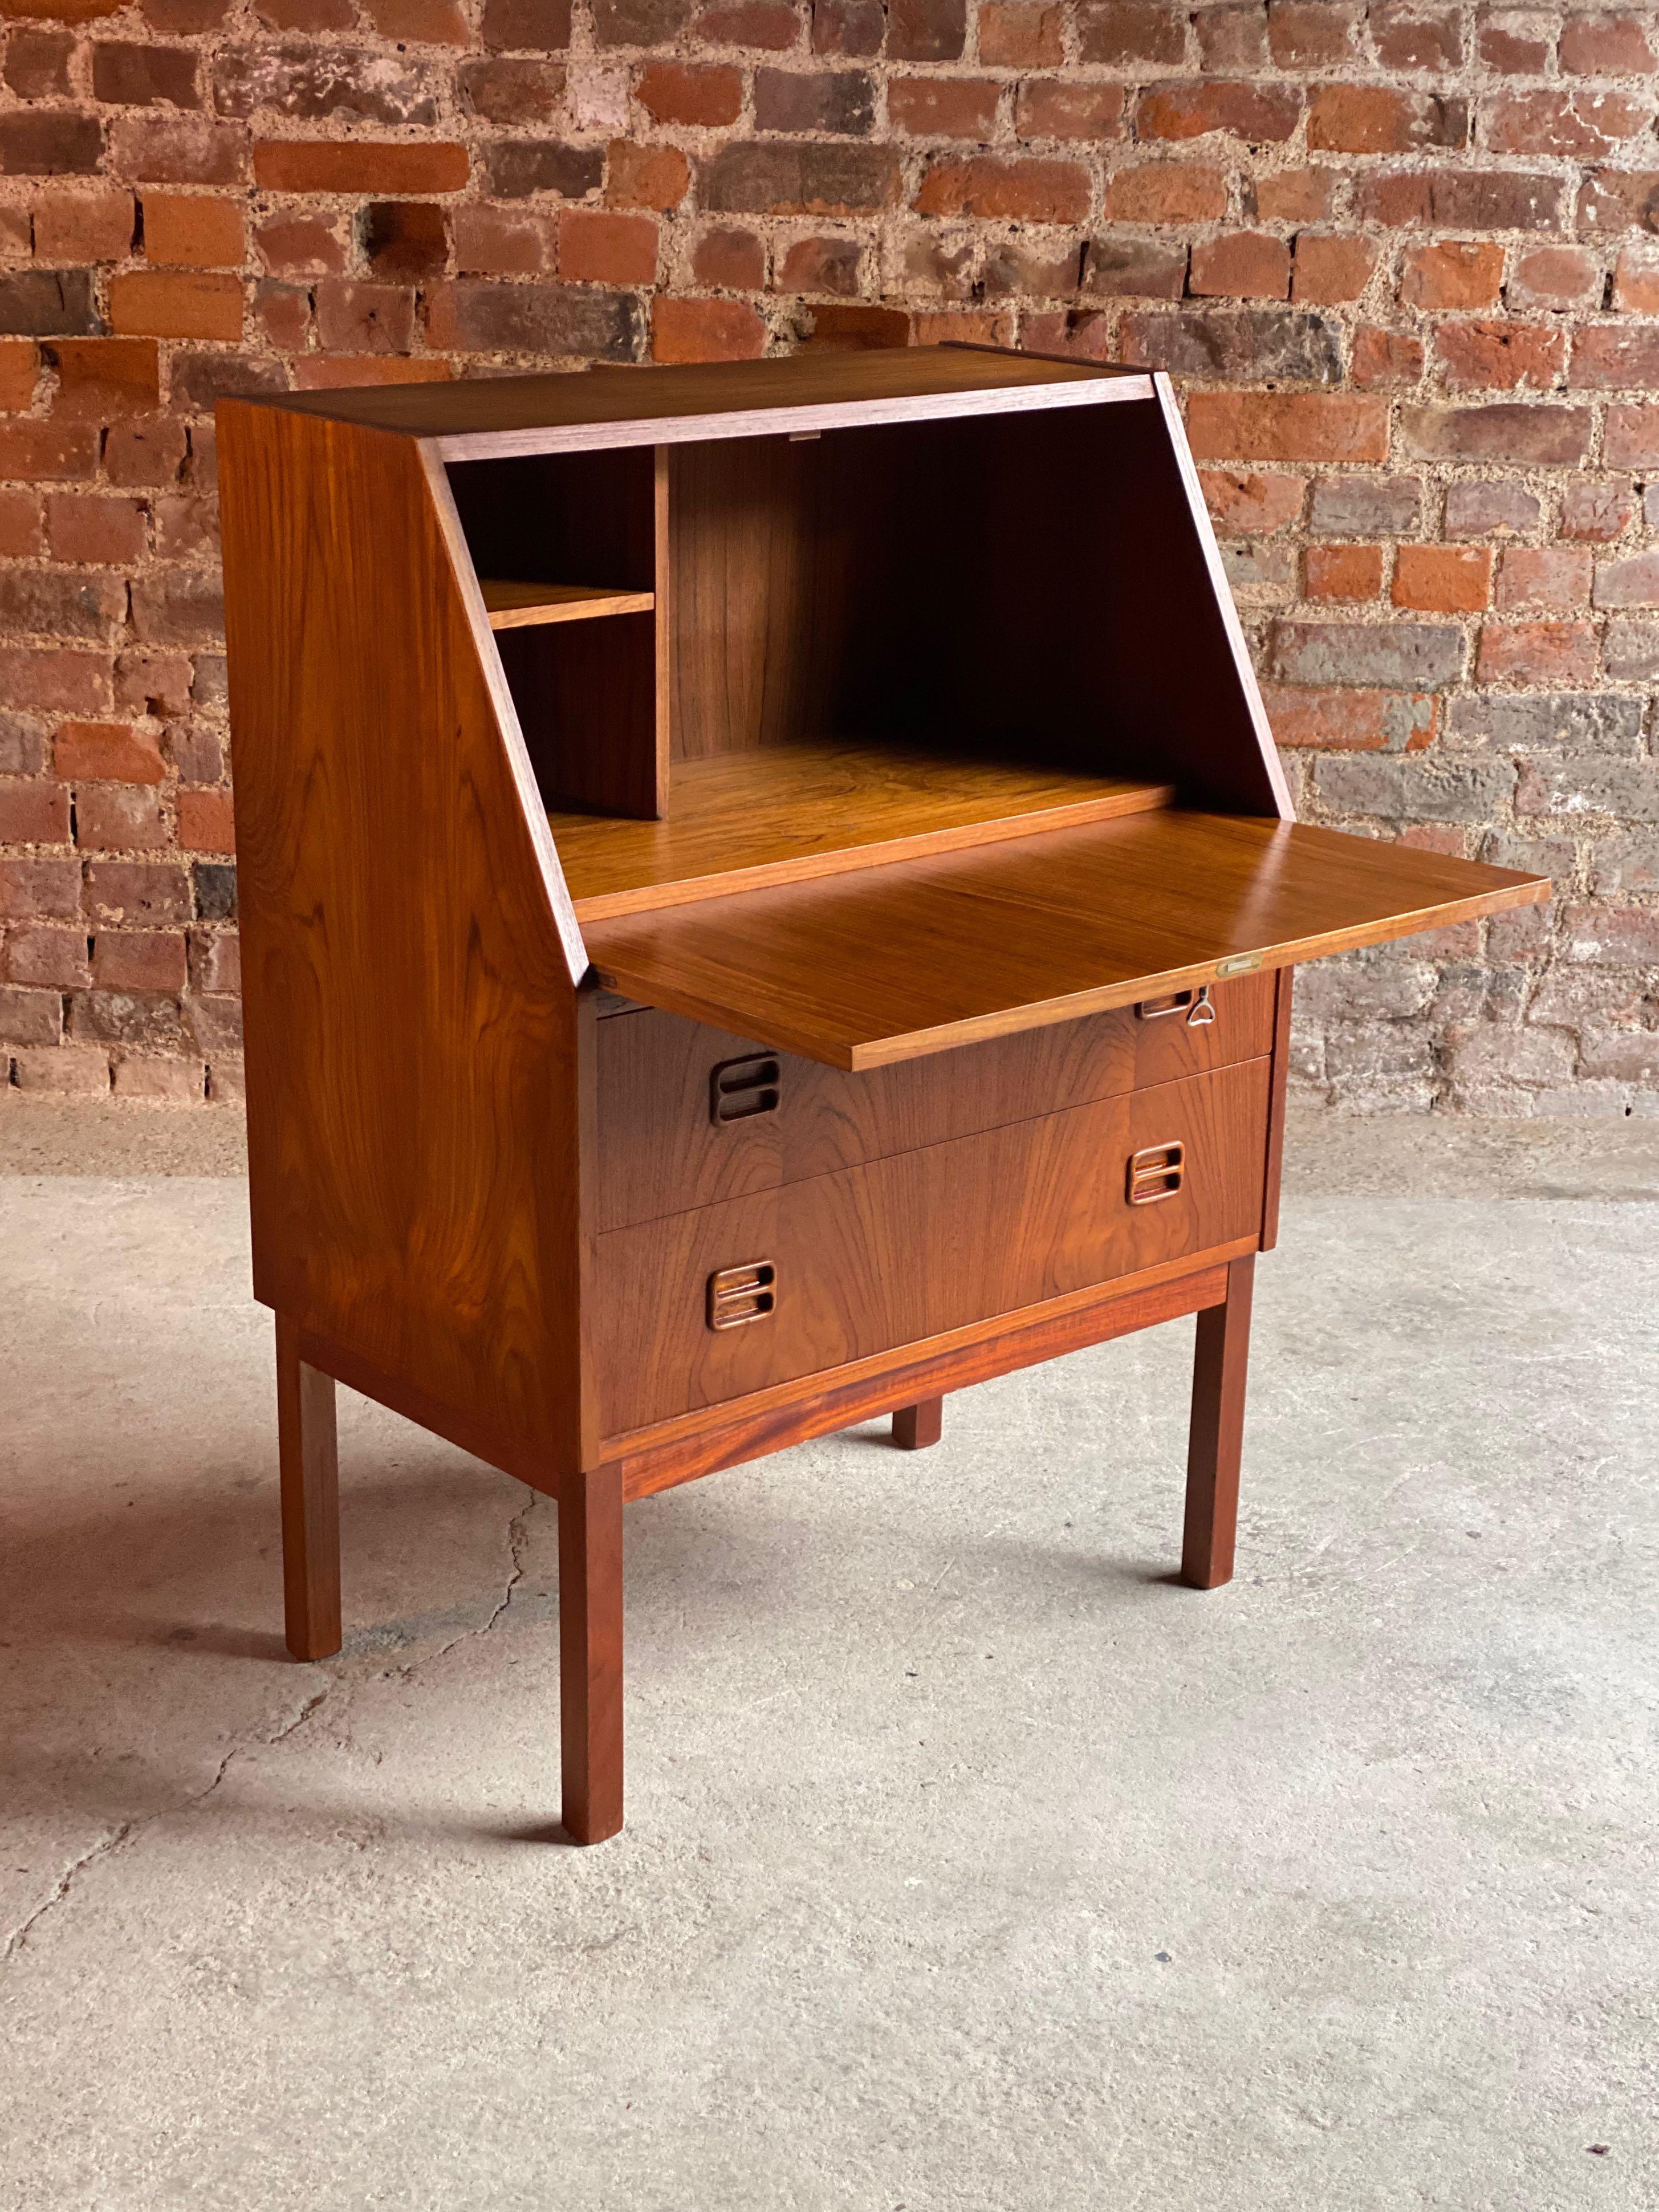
<box><xmin>11</xmin><ymin>1043</ymin><xmax>109</xmax><ymax>1095</ymax></box>
<box><xmin>0</xmin><ymin>570</ymin><xmax>125</xmax><ymax>643</ymax></box>
<box><xmin>92</xmin><ymin>929</ymin><xmax>188</xmax><ymax>990</ymax></box>
<box><xmin>1434</xmin><ymin>321</ymin><xmax>1566</xmax><ymax>394</ymax></box>
<box><xmin>1260</xmin><ymin>684</ymin><xmax>1437</xmax><ymax>752</ymax></box>
<box><xmin>189</xmin><ymin>926</ymin><xmax>239</xmax><ymax>991</ymax></box>
<box><xmin>452</xmin><ymin>205</ymin><xmax>556</xmax><ymax>275</ymax></box>
<box><xmin>0</xmin><ymin>270</ymin><xmax>99</xmax><ymax>339</ymax></box>
<box><xmin>1357</xmin><ymin>169</ymin><xmax>1564</xmax><ymax>233</ymax></box>
<box><xmin>1579</xmin><ymin>170</ymin><xmax>1659</xmax><ymax>237</ymax></box>
<box><xmin>1570</xmin><ymin>326</ymin><xmax>1659</xmax><ymax>391</ymax></box>
<box><xmin>1291</xmin><ymin>234</ymin><xmax>1376</xmax><ymax>306</ymax></box>
<box><xmin>559</xmin><ymin>210</ymin><xmax>657</xmax><ymax>284</ymax></box>
<box><xmin>1560</xmin><ymin>10</ymin><xmax>1657</xmax><ymax>75</ymax></box>
<box><xmin>591</xmin><ymin>0</ymin><xmax>689</xmax><ymax>36</ymax></box>
<box><xmin>481</xmin><ymin>140</ymin><xmax>604</xmax><ymax>201</ymax></box>
<box><xmin>1478</xmin><ymin>13</ymin><xmax>1550</xmax><ymax>73</ymax></box>
<box><xmin>1477</xmin><ymin>621</ymin><xmax>1600</xmax><ymax>686</ymax></box>
<box><xmin>1271</xmin><ymin>619</ymin><xmax>1465</xmax><ymax>690</ymax></box>
<box><xmin>776</xmin><ymin>234</ymin><xmax>861</xmax><ymax>292</ymax></box>
<box><xmin>1393</xmin><ymin>545</ymin><xmax>1491</xmax><ymax>613</ymax></box>
<box><xmin>1494</xmin><ymin>548</ymin><xmax>1592</xmax><ymax>612</ymax></box>
<box><xmin>0</xmin><ymin>989</ymin><xmax>65</xmax><ymax>1048</ymax></box>
<box><xmin>214</xmin><ymin>44</ymin><xmax>441</xmax><ymax>128</ymax></box>
<box><xmin>141</xmin><ymin>193</ymin><xmax>244</xmax><ymax>270</ymax></box>
<box><xmin>426</xmin><ymin>280</ymin><xmax>643</xmax><ymax>359</ymax></box>
<box><xmin>1201</xmin><ymin>470</ymin><xmax>1304</xmax><ymax>536</ymax></box>
<box><xmin>1121</xmin><ymin>307</ymin><xmax>1339</xmax><ymax>383</ymax></box>
<box><xmin>365</xmin><ymin>0</ymin><xmax>467</xmax><ymax>35</ymax></box>
<box><xmin>128</xmin><ymin>571</ymin><xmax>223</xmax><ymax>649</ymax></box>
<box><xmin>1075</xmin><ymin>1</ymin><xmax>1186</xmax><ymax>66</ymax></box>
<box><xmin>1252</xmin><ymin>167</ymin><xmax>1335</xmax><ymax>223</ymax></box>
<box><xmin>111</xmin><ymin>115</ymin><xmax>246</xmax><ymax>186</ymax></box>
<box><xmin>481</xmin><ymin>0</ymin><xmax>571</xmax><ymax>44</ymax></box>
<box><xmin>5</xmin><ymin>27</ymin><xmax>73</xmax><ymax>97</ymax></box>
<box><xmin>652</xmin><ymin>295</ymin><xmax>766</xmax><ymax>362</ymax></box>
<box><xmin>0</xmin><ymin>489</ymin><xmax>41</xmax><ymax>559</ymax></box>
<box><xmin>1351</xmin><ymin>327</ymin><xmax>1425</xmax><ymax>390</ymax></box>
<box><xmin>54</xmin><ymin>719</ymin><xmax>164</xmax><ymax>782</ymax></box>
<box><xmin>693</xmin><ymin>225</ymin><xmax>766</xmax><ymax>288</ymax></box>
<box><xmin>0</xmin><ymin>854</ymin><xmax>80</xmax><ymax>921</ymax></box>
<box><xmin>910</xmin><ymin>308</ymin><xmax>1014</xmax><ymax>345</ymax></box>
<box><xmin>1562</xmin><ymin>481</ymin><xmax>1634</xmax><ymax>543</ymax></box>
<box><xmin>47</xmin><ymin>494</ymin><xmax>145</xmax><ymax>570</ymax></box>
<box><xmin>71</xmin><ymin>986</ymin><xmax>188</xmax><ymax>1047</ymax></box>
<box><xmin>1136</xmin><ymin>80</ymin><xmax>1300</xmax><ymax>144</ymax></box>
<box><xmin>1304</xmin><ymin>544</ymin><xmax>1383</xmax><ymax>602</ymax></box>
<box><xmin>1604</xmin><ymin>405</ymin><xmax>1659</xmax><ymax>467</ymax></box>
<box><xmin>0</xmin><ymin>646</ymin><xmax>108</xmax><ymax>717</ymax></box>
<box><xmin>32</xmin><ymin>189</ymin><xmax>135</xmax><ymax>262</ymax></box>
<box><xmin>361</xmin><ymin>202</ymin><xmax>448</xmax><ymax>278</ymax></box>
<box><xmin>74</xmin><ymin>783</ymin><xmax>165</xmax><ymax>850</ymax></box>
<box><xmin>176</xmin><ymin>786</ymin><xmax>235</xmax><ymax>852</ymax></box>
<box><xmin>0</xmin><ymin>422</ymin><xmax>98</xmax><ymax>486</ymax></box>
<box><xmin>978</xmin><ymin>1</ymin><xmax>1061</xmax><ymax>66</ymax></box>
<box><xmin>608</xmin><ymin>142</ymin><xmax>692</xmax><ymax>209</ymax></box>
<box><xmin>47</xmin><ymin>336</ymin><xmax>161</xmax><ymax>416</ymax></box>
<box><xmin>1510</xmin><ymin>246</ymin><xmax>1602</xmax><ymax>312</ymax></box>
<box><xmin>92</xmin><ymin>40</ymin><xmax>198</xmax><ymax>107</ymax></box>
<box><xmin>1185</xmin><ymin>391</ymin><xmax>1387</xmax><ymax>462</ymax></box>
<box><xmin>894</xmin><ymin>76</ymin><xmax>1002</xmax><ymax>137</ymax></box>
<box><xmin>108</xmin><ymin>271</ymin><xmax>243</xmax><ymax>342</ymax></box>
<box><xmin>805</xmin><ymin>302</ymin><xmax>911</xmax><ymax>347</ymax></box>
<box><xmin>1267</xmin><ymin>0</ymin><xmax>1360</xmax><ymax>66</ymax></box>
<box><xmin>888</xmin><ymin>0</ymin><xmax>965</xmax><ymax>60</ymax></box>
<box><xmin>0</xmin><ymin>713</ymin><xmax>47</xmax><ymax>778</ymax></box>
<box><xmin>1077</xmin><ymin>238</ymin><xmax>1186</xmax><ymax>299</ymax></box>
<box><xmin>755</xmin><ymin>67</ymin><xmax>874</xmax><ymax>133</ymax></box>
<box><xmin>1400</xmin><ymin>405</ymin><xmax>1590</xmax><ymax>465</ymax></box>
<box><xmin>1561</xmin><ymin>905</ymin><xmax>1659</xmax><ymax>962</ymax></box>
<box><xmin>1193</xmin><ymin>2</ymin><xmax>1264</xmax><ymax>69</ymax></box>
<box><xmin>1308</xmin><ymin>86</ymin><xmax>1465</xmax><ymax>155</ymax></box>
<box><xmin>637</xmin><ymin>60</ymin><xmax>743</xmax><ymax>124</ymax></box>
<box><xmin>1398</xmin><ymin>240</ymin><xmax>1503</xmax><ymax>311</ymax></box>
<box><xmin>1189</xmin><ymin>231</ymin><xmax>1288</xmax><ymax>300</ymax></box>
<box><xmin>703</xmin><ymin>139</ymin><xmax>901</xmax><ymax>214</ymax></box>
<box><xmin>701</xmin><ymin>0</ymin><xmax>799</xmax><ymax>41</ymax></box>
<box><xmin>1314</xmin><ymin>754</ymin><xmax>1514</xmax><ymax>822</ymax></box>
<box><xmin>110</xmin><ymin>1051</ymin><xmax>204</xmax><ymax>1100</ymax></box>
<box><xmin>169</xmin><ymin>349</ymin><xmax>286</xmax><ymax>410</ymax></box>
<box><xmin>914</xmin><ymin>156</ymin><xmax>1087</xmax><ymax>223</ymax></box>
<box><xmin>1591</xmin><ymin>834</ymin><xmax>1659</xmax><ymax>894</ymax></box>
<box><xmin>1442</xmin><ymin>479</ymin><xmax>1540</xmax><ymax>538</ymax></box>
<box><xmin>0</xmin><ymin>112</ymin><xmax>103</xmax><ymax>176</ymax></box>
<box><xmin>0</xmin><ymin>779</ymin><xmax>70</xmax><ymax>843</ymax></box>
<box><xmin>3</xmin><ymin>925</ymin><xmax>90</xmax><ymax>989</ymax></box>
<box><xmin>1220</xmin><ymin>539</ymin><xmax>1295</xmax><ymax>600</ymax></box>
<box><xmin>1592</xmin><ymin>551</ymin><xmax>1659</xmax><ymax>609</ymax></box>
<box><xmin>315</xmin><ymin>279</ymin><xmax>414</xmax><ymax>353</ymax></box>
<box><xmin>1103</xmin><ymin>163</ymin><xmax>1227</xmax><ymax>223</ymax></box>
<box><xmin>810</xmin><ymin>0</ymin><xmax>882</xmax><ymax>54</ymax></box>
<box><xmin>257</xmin><ymin>213</ymin><xmax>347</xmax><ymax>275</ymax></box>
<box><xmin>1486</xmin><ymin>91</ymin><xmax>1651</xmax><ymax>160</ymax></box>
<box><xmin>1370</xmin><ymin>2</ymin><xmax>1463</xmax><ymax>70</ymax></box>
<box><xmin>1611</xmin><ymin>245</ymin><xmax>1659</xmax><ymax>318</ymax></box>
<box><xmin>253</xmin><ymin>141</ymin><xmax>468</xmax><ymax>194</ymax></box>
<box><xmin>459</xmin><ymin>57</ymin><xmax>564</xmax><ymax>123</ymax></box>
<box><xmin>84</xmin><ymin>860</ymin><xmax>190</xmax><ymax>925</ymax></box>
<box><xmin>1008</xmin><ymin>87</ymin><xmax>1131</xmax><ymax>149</ymax></box>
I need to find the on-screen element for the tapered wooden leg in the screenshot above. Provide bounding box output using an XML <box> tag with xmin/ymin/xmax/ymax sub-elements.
<box><xmin>560</xmin><ymin>1463</ymin><xmax>625</xmax><ymax>1845</ymax></box>
<box><xmin>1181</xmin><ymin>1255</ymin><xmax>1254</xmax><ymax>1591</ymax></box>
<box><xmin>275</xmin><ymin>1315</ymin><xmax>341</xmax><ymax>1660</ymax></box>
<box><xmin>892</xmin><ymin>1396</ymin><xmax>944</xmax><ymax>1450</ymax></box>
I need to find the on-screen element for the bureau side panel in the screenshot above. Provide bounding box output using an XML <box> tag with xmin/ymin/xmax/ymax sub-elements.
<box><xmin>219</xmin><ymin>405</ymin><xmax>588</xmax><ymax>1470</ymax></box>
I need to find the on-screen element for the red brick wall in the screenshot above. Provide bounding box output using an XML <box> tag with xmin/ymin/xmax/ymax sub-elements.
<box><xmin>1</xmin><ymin>1</ymin><xmax>1656</xmax><ymax>1112</ymax></box>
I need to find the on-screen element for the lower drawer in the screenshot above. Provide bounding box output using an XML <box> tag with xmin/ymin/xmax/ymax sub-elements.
<box><xmin>595</xmin><ymin>970</ymin><xmax>1276</xmax><ymax>1231</ymax></box>
<box><xmin>594</xmin><ymin>1057</ymin><xmax>1270</xmax><ymax>1435</ymax></box>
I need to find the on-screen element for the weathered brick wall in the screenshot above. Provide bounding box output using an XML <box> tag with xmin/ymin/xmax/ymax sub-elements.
<box><xmin>0</xmin><ymin>0</ymin><xmax>1656</xmax><ymax>1112</ymax></box>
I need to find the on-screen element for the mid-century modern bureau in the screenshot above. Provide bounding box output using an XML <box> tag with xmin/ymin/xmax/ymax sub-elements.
<box><xmin>218</xmin><ymin>348</ymin><xmax>1548</xmax><ymax>1844</ymax></box>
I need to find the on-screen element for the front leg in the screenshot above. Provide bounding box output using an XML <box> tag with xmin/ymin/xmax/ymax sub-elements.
<box><xmin>1181</xmin><ymin>1255</ymin><xmax>1254</xmax><ymax>1591</ymax></box>
<box><xmin>276</xmin><ymin>1316</ymin><xmax>342</xmax><ymax>1660</ymax></box>
<box><xmin>560</xmin><ymin>1462</ymin><xmax>625</xmax><ymax>1844</ymax></box>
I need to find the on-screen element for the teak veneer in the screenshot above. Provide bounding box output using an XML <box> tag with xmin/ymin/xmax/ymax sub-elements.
<box><xmin>220</xmin><ymin>347</ymin><xmax>1548</xmax><ymax>1845</ymax></box>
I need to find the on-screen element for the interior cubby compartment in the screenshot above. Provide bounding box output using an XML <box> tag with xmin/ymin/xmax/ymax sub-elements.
<box><xmin>446</xmin><ymin>445</ymin><xmax>664</xmax><ymax>820</ymax></box>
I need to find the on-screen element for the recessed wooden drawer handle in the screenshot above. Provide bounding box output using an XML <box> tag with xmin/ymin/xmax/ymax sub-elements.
<box><xmin>707</xmin><ymin>1260</ymin><xmax>776</xmax><ymax>1330</ymax></box>
<box><xmin>1136</xmin><ymin>985</ymin><xmax>1215</xmax><ymax>1027</ymax></box>
<box><xmin>710</xmin><ymin>1054</ymin><xmax>782</xmax><ymax>1125</ymax></box>
<box><xmin>1127</xmin><ymin>1141</ymin><xmax>1185</xmax><ymax>1205</ymax></box>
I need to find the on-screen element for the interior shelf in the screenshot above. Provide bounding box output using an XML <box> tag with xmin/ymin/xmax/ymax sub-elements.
<box><xmin>546</xmin><ymin>739</ymin><xmax>1175</xmax><ymax>920</ymax></box>
<box><xmin>481</xmin><ymin>580</ymin><xmax>656</xmax><ymax>631</ymax></box>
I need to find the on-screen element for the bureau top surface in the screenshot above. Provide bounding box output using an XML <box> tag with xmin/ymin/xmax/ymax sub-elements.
<box><xmin>233</xmin><ymin>348</ymin><xmax>1152</xmax><ymax>454</ymax></box>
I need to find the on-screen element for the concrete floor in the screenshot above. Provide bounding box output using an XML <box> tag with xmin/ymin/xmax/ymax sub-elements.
<box><xmin>1</xmin><ymin>1107</ymin><xmax>1654</xmax><ymax>2210</ymax></box>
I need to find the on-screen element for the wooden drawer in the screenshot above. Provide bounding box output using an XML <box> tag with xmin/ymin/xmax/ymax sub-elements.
<box><xmin>595</xmin><ymin>970</ymin><xmax>1275</xmax><ymax>1233</ymax></box>
<box><xmin>594</xmin><ymin>1058</ymin><xmax>1270</xmax><ymax>1435</ymax></box>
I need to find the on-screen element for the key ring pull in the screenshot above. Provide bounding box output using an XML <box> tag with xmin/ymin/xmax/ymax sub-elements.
<box><xmin>1186</xmin><ymin>985</ymin><xmax>1216</xmax><ymax>1028</ymax></box>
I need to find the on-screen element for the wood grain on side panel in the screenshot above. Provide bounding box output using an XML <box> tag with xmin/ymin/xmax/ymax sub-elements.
<box><xmin>595</xmin><ymin>1058</ymin><xmax>1270</xmax><ymax>1431</ymax></box>
<box><xmin>219</xmin><ymin>405</ymin><xmax>588</xmax><ymax>1473</ymax></box>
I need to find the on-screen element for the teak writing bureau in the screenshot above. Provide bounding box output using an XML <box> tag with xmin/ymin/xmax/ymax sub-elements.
<box><xmin>218</xmin><ymin>348</ymin><xmax>1547</xmax><ymax>1844</ymax></box>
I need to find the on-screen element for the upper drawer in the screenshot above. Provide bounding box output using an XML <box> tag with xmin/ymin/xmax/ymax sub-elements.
<box><xmin>595</xmin><ymin>971</ymin><xmax>1274</xmax><ymax>1233</ymax></box>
